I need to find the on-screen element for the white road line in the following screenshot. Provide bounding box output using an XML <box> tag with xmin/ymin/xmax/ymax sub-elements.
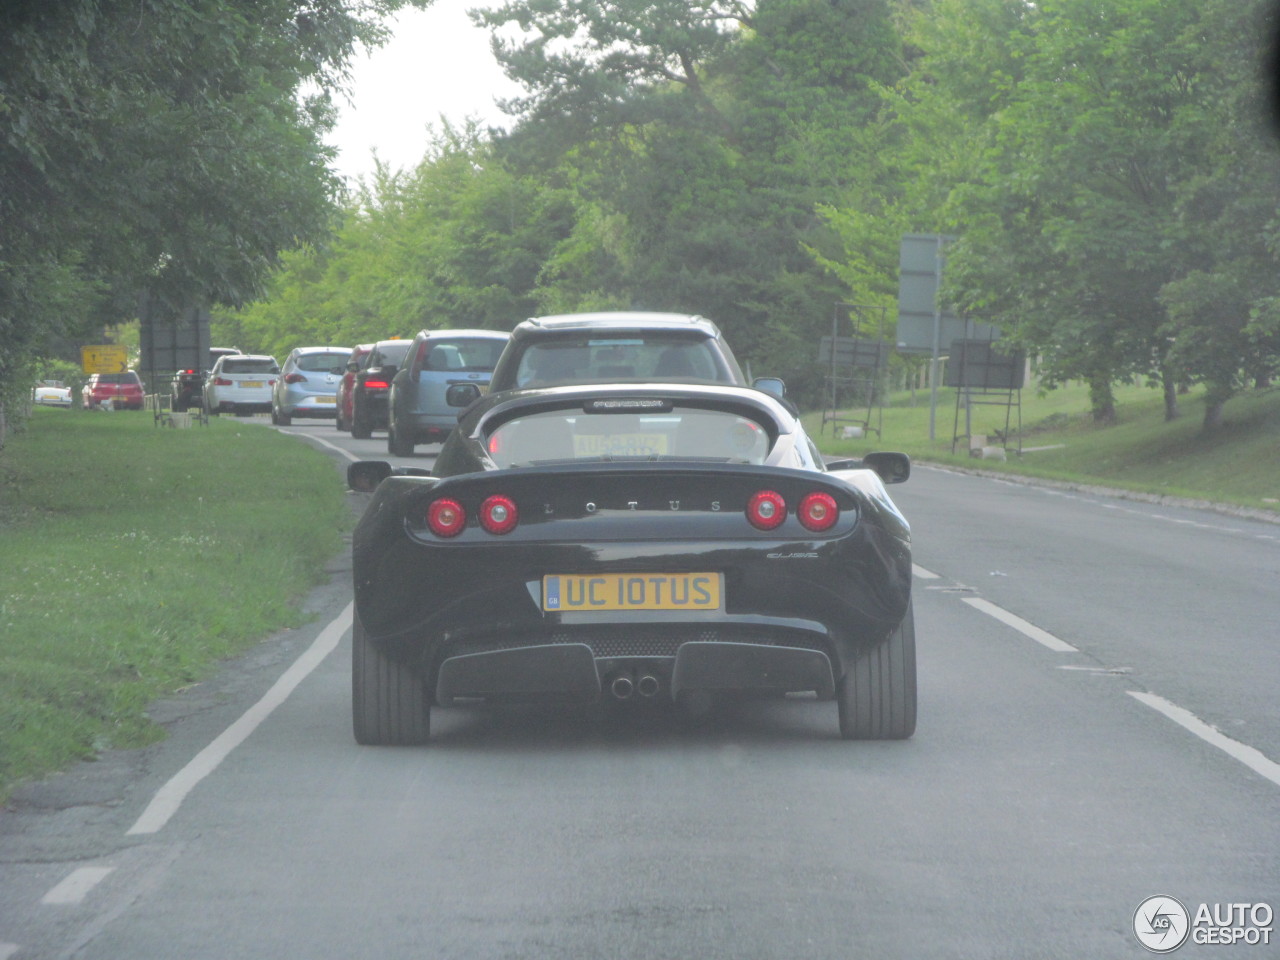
<box><xmin>961</xmin><ymin>596</ymin><xmax>1079</xmax><ymax>653</ymax></box>
<box><xmin>127</xmin><ymin>602</ymin><xmax>354</xmax><ymax>835</ymax></box>
<box><xmin>1129</xmin><ymin>691</ymin><xmax>1280</xmax><ymax>789</ymax></box>
<box><xmin>277</xmin><ymin>428</ymin><xmax>359</xmax><ymax>462</ymax></box>
<box><xmin>41</xmin><ymin>867</ymin><xmax>115</xmax><ymax>906</ymax></box>
<box><xmin>912</xmin><ymin>564</ymin><xmax>941</xmax><ymax>579</ymax></box>
<box><xmin>0</xmin><ymin>942</ymin><xmax>20</xmax><ymax>959</ymax></box>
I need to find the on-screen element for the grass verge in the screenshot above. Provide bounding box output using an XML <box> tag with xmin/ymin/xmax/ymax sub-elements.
<box><xmin>811</xmin><ymin>381</ymin><xmax>1280</xmax><ymax>515</ymax></box>
<box><xmin>0</xmin><ymin>408</ymin><xmax>350</xmax><ymax>800</ymax></box>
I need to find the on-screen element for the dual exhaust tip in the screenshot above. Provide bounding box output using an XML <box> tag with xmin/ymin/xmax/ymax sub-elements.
<box><xmin>608</xmin><ymin>672</ymin><xmax>661</xmax><ymax>701</ymax></box>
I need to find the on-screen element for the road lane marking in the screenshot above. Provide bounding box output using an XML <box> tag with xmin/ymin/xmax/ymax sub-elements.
<box><xmin>0</xmin><ymin>943</ymin><xmax>19</xmax><ymax>959</ymax></box>
<box><xmin>41</xmin><ymin>867</ymin><xmax>114</xmax><ymax>905</ymax></box>
<box><xmin>961</xmin><ymin>597</ymin><xmax>1079</xmax><ymax>653</ymax></box>
<box><xmin>1129</xmin><ymin>691</ymin><xmax>1280</xmax><ymax>789</ymax></box>
<box><xmin>127</xmin><ymin>602</ymin><xmax>354</xmax><ymax>835</ymax></box>
<box><xmin>276</xmin><ymin>428</ymin><xmax>359</xmax><ymax>462</ymax></box>
<box><xmin>912</xmin><ymin>564</ymin><xmax>940</xmax><ymax>579</ymax></box>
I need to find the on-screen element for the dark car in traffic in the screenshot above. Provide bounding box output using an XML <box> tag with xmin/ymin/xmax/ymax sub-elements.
<box><xmin>386</xmin><ymin>329</ymin><xmax>510</xmax><ymax>456</ymax></box>
<box><xmin>347</xmin><ymin>380</ymin><xmax>915</xmax><ymax>745</ymax></box>
<box><xmin>349</xmin><ymin>339</ymin><xmax>411</xmax><ymax>439</ymax></box>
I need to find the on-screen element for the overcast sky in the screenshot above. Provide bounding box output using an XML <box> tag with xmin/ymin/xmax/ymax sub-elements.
<box><xmin>325</xmin><ymin>1</ymin><xmax>519</xmax><ymax>183</ymax></box>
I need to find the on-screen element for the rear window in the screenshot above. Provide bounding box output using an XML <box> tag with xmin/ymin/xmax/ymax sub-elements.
<box><xmin>420</xmin><ymin>338</ymin><xmax>506</xmax><ymax>373</ymax></box>
<box><xmin>296</xmin><ymin>352</ymin><xmax>348</xmax><ymax>373</ymax></box>
<box><xmin>372</xmin><ymin>341</ymin><xmax>411</xmax><ymax>366</ymax></box>
<box><xmin>486</xmin><ymin>403</ymin><xmax>772</xmax><ymax>468</ymax></box>
<box><xmin>513</xmin><ymin>337</ymin><xmax>728</xmax><ymax>387</ymax></box>
<box><xmin>222</xmin><ymin>358</ymin><xmax>278</xmax><ymax>374</ymax></box>
<box><xmin>96</xmin><ymin>373</ymin><xmax>140</xmax><ymax>384</ymax></box>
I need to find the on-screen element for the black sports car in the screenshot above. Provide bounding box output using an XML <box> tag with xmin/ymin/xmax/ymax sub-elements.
<box><xmin>348</xmin><ymin>382</ymin><xmax>915</xmax><ymax>744</ymax></box>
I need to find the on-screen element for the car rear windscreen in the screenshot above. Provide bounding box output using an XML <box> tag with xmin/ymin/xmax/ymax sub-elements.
<box><xmin>513</xmin><ymin>337</ymin><xmax>727</xmax><ymax>387</ymax></box>
<box><xmin>486</xmin><ymin>404</ymin><xmax>772</xmax><ymax>467</ymax></box>
<box><xmin>222</xmin><ymin>359</ymin><xmax>278</xmax><ymax>374</ymax></box>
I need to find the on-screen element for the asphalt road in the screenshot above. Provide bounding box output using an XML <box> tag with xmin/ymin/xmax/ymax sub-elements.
<box><xmin>2</xmin><ymin>418</ymin><xmax>1277</xmax><ymax>959</ymax></box>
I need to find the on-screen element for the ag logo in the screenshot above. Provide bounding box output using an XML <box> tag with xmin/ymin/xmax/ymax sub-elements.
<box><xmin>1134</xmin><ymin>896</ymin><xmax>1190</xmax><ymax>953</ymax></box>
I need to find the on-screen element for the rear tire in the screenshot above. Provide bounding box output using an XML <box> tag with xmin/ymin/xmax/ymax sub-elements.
<box><xmin>352</xmin><ymin>614</ymin><xmax>431</xmax><ymax>745</ymax></box>
<box><xmin>388</xmin><ymin>421</ymin><xmax>414</xmax><ymax>457</ymax></box>
<box><xmin>837</xmin><ymin>600</ymin><xmax>916</xmax><ymax>740</ymax></box>
<box><xmin>351</xmin><ymin>401</ymin><xmax>372</xmax><ymax>440</ymax></box>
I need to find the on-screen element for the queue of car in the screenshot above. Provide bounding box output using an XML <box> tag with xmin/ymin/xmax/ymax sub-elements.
<box><xmin>340</xmin><ymin>310</ymin><xmax>917</xmax><ymax>745</ymax></box>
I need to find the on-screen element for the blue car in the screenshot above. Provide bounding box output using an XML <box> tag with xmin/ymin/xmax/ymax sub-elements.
<box><xmin>386</xmin><ymin>329</ymin><xmax>510</xmax><ymax>456</ymax></box>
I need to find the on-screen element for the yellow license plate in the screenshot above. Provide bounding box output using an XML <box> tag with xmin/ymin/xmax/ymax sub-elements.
<box><xmin>241</xmin><ymin>381</ymin><xmax>263</xmax><ymax>388</ymax></box>
<box><xmin>573</xmin><ymin>433</ymin><xmax>668</xmax><ymax>457</ymax></box>
<box><xmin>315</xmin><ymin>396</ymin><xmax>336</xmax><ymax>403</ymax></box>
<box><xmin>543</xmin><ymin>573</ymin><xmax>721</xmax><ymax>612</ymax></box>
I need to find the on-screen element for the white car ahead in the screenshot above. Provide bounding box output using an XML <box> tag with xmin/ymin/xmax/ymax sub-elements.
<box><xmin>204</xmin><ymin>354</ymin><xmax>279</xmax><ymax>416</ymax></box>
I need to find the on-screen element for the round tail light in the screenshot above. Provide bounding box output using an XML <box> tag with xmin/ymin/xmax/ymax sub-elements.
<box><xmin>427</xmin><ymin>498</ymin><xmax>466</xmax><ymax>537</ymax></box>
<box><xmin>798</xmin><ymin>492</ymin><xmax>839</xmax><ymax>532</ymax></box>
<box><xmin>746</xmin><ymin>490</ymin><xmax>787</xmax><ymax>530</ymax></box>
<box><xmin>479</xmin><ymin>495</ymin><xmax>518</xmax><ymax>535</ymax></box>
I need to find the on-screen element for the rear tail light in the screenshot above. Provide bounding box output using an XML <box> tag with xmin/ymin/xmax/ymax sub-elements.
<box><xmin>363</xmin><ymin>380</ymin><xmax>390</xmax><ymax>390</ymax></box>
<box><xmin>285</xmin><ymin>372</ymin><xmax>306</xmax><ymax>384</ymax></box>
<box><xmin>214</xmin><ymin>377</ymin><xmax>232</xmax><ymax>386</ymax></box>
<box><xmin>746</xmin><ymin>490</ymin><xmax>787</xmax><ymax>530</ymax></box>
<box><xmin>479</xmin><ymin>495</ymin><xmax>518</xmax><ymax>534</ymax></box>
<box><xmin>427</xmin><ymin>499</ymin><xmax>466</xmax><ymax>537</ymax></box>
<box><xmin>798</xmin><ymin>492</ymin><xmax>839</xmax><ymax>532</ymax></box>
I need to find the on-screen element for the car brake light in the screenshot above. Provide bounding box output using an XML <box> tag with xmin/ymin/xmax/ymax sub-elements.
<box><xmin>427</xmin><ymin>498</ymin><xmax>466</xmax><ymax>537</ymax></box>
<box><xmin>479</xmin><ymin>495</ymin><xmax>518</xmax><ymax>535</ymax></box>
<box><xmin>215</xmin><ymin>377</ymin><xmax>232</xmax><ymax>386</ymax></box>
<box><xmin>363</xmin><ymin>380</ymin><xmax>390</xmax><ymax>390</ymax></box>
<box><xmin>285</xmin><ymin>372</ymin><xmax>306</xmax><ymax>384</ymax></box>
<box><xmin>746</xmin><ymin>490</ymin><xmax>786</xmax><ymax>530</ymax></box>
<box><xmin>798</xmin><ymin>492</ymin><xmax>839</xmax><ymax>532</ymax></box>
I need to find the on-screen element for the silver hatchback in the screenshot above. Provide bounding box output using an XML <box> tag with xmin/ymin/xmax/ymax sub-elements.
<box><xmin>272</xmin><ymin>346</ymin><xmax>349</xmax><ymax>424</ymax></box>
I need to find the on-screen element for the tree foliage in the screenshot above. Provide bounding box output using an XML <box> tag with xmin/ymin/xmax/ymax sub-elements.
<box><xmin>0</xmin><ymin>0</ymin><xmax>420</xmax><ymax>419</ymax></box>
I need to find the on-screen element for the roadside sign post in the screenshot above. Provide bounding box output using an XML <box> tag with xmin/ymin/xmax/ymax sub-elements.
<box><xmin>80</xmin><ymin>345</ymin><xmax>129</xmax><ymax>375</ymax></box>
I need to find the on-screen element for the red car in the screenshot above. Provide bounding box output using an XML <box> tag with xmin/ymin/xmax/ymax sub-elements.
<box><xmin>82</xmin><ymin>371</ymin><xmax>145</xmax><ymax>410</ymax></box>
<box><xmin>335</xmin><ymin>343</ymin><xmax>373</xmax><ymax>432</ymax></box>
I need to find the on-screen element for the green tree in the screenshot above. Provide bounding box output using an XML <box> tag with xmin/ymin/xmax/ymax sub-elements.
<box><xmin>0</xmin><ymin>0</ymin><xmax>419</xmax><ymax>420</ymax></box>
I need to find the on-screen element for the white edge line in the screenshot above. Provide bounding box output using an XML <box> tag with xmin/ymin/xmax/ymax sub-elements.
<box><xmin>126</xmin><ymin>602</ymin><xmax>354</xmax><ymax>835</ymax></box>
<box><xmin>277</xmin><ymin>428</ymin><xmax>359</xmax><ymax>463</ymax></box>
<box><xmin>1129</xmin><ymin>691</ymin><xmax>1280</xmax><ymax>788</ymax></box>
<box><xmin>0</xmin><ymin>942</ymin><xmax>19</xmax><ymax>960</ymax></box>
<box><xmin>912</xmin><ymin>564</ymin><xmax>941</xmax><ymax>579</ymax></box>
<box><xmin>41</xmin><ymin>866</ymin><xmax>115</xmax><ymax>906</ymax></box>
<box><xmin>961</xmin><ymin>596</ymin><xmax>1079</xmax><ymax>653</ymax></box>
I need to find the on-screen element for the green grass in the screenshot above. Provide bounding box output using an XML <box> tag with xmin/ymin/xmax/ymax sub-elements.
<box><xmin>810</xmin><ymin>380</ymin><xmax>1280</xmax><ymax>515</ymax></box>
<box><xmin>0</xmin><ymin>408</ymin><xmax>351</xmax><ymax>799</ymax></box>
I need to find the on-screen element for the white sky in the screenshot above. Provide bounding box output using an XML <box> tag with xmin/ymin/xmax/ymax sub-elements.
<box><xmin>326</xmin><ymin>1</ymin><xmax>520</xmax><ymax>183</ymax></box>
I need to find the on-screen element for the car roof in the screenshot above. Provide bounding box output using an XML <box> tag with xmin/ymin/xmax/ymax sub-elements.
<box><xmin>412</xmin><ymin>328</ymin><xmax>510</xmax><ymax>341</ymax></box>
<box><xmin>292</xmin><ymin>345</ymin><xmax>348</xmax><ymax>354</ymax></box>
<box><xmin>513</xmin><ymin>312</ymin><xmax>720</xmax><ymax>338</ymax></box>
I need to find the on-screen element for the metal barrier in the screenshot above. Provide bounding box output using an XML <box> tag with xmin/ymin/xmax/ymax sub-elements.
<box><xmin>145</xmin><ymin>393</ymin><xmax>208</xmax><ymax>428</ymax></box>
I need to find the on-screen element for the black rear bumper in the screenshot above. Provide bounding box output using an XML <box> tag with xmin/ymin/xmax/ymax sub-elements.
<box><xmin>435</xmin><ymin>639</ymin><xmax>835</xmax><ymax>705</ymax></box>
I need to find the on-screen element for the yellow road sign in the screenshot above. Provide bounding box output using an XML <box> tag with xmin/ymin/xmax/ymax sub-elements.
<box><xmin>81</xmin><ymin>345</ymin><xmax>129</xmax><ymax>374</ymax></box>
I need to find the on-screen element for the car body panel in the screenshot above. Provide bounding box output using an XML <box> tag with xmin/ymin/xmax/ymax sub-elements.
<box><xmin>388</xmin><ymin>329</ymin><xmax>509</xmax><ymax>452</ymax></box>
<box><xmin>351</xmin><ymin>382</ymin><xmax>913</xmax><ymax>739</ymax></box>
<box><xmin>273</xmin><ymin>346</ymin><xmax>349</xmax><ymax>422</ymax></box>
